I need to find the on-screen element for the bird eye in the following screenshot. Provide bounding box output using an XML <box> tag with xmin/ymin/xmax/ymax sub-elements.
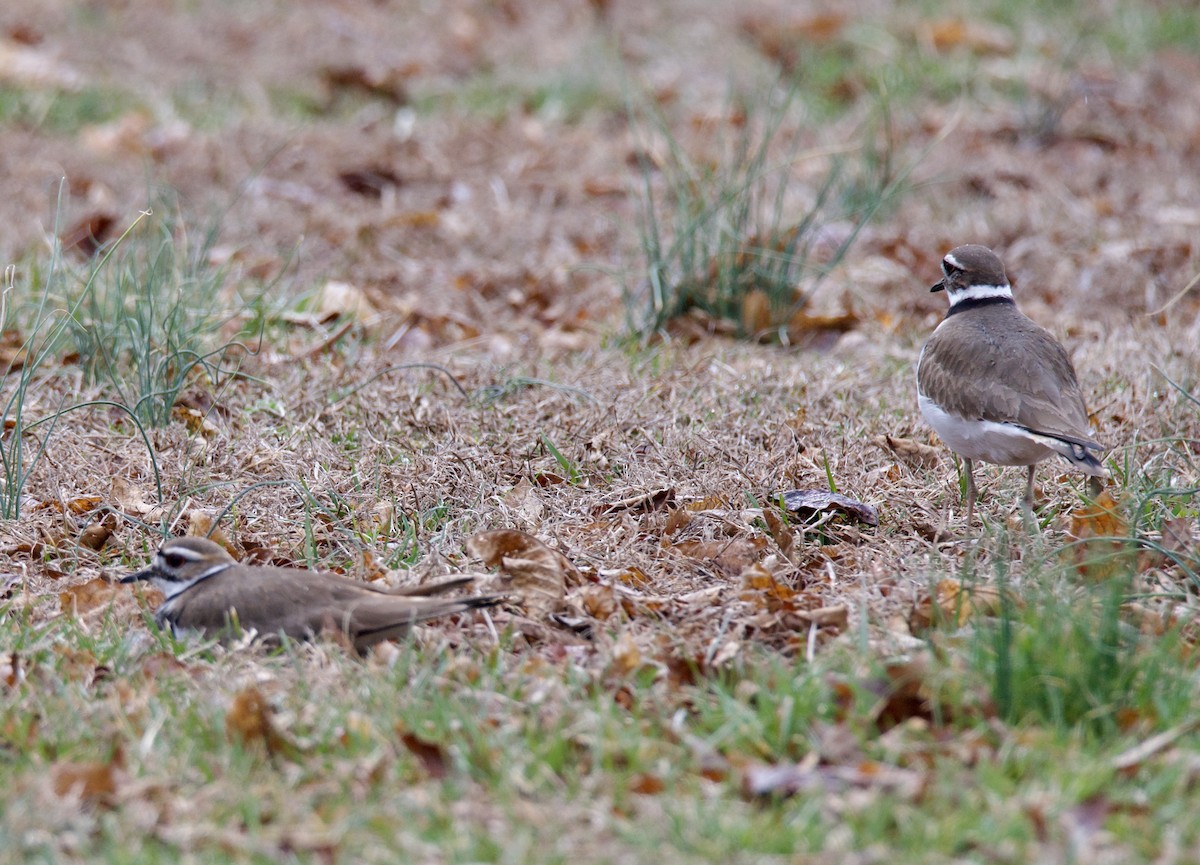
<box><xmin>161</xmin><ymin>551</ymin><xmax>186</xmax><ymax>569</ymax></box>
<box><xmin>943</xmin><ymin>261</ymin><xmax>962</xmax><ymax>276</ymax></box>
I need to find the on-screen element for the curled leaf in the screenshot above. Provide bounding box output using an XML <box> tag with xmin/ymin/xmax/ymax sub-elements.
<box><xmin>467</xmin><ymin>529</ymin><xmax>574</xmax><ymax>617</ymax></box>
<box><xmin>779</xmin><ymin>489</ymin><xmax>878</xmax><ymax>527</ymax></box>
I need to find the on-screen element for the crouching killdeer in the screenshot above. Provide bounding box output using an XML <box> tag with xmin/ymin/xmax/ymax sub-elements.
<box><xmin>122</xmin><ymin>537</ymin><xmax>501</xmax><ymax>654</ymax></box>
<box><xmin>916</xmin><ymin>244</ymin><xmax>1107</xmax><ymax>522</ymax></box>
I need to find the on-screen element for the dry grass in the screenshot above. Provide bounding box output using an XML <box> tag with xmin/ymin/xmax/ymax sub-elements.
<box><xmin>2</xmin><ymin>0</ymin><xmax>1200</xmax><ymax>861</ymax></box>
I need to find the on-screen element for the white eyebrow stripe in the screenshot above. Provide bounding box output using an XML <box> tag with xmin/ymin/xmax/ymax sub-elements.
<box><xmin>159</xmin><ymin>546</ymin><xmax>211</xmax><ymax>562</ymax></box>
<box><xmin>944</xmin><ymin>252</ymin><xmax>963</xmax><ymax>269</ymax></box>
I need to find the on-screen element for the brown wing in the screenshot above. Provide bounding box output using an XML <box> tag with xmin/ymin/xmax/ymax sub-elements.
<box><xmin>918</xmin><ymin>306</ymin><xmax>1100</xmax><ymax>448</ymax></box>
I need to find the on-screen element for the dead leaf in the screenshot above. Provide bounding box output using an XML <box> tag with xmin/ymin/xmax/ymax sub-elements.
<box><xmin>761</xmin><ymin>508</ymin><xmax>795</xmax><ymax>558</ymax></box>
<box><xmin>0</xmin><ymin>329</ymin><xmax>27</xmax><ymax>373</ymax></box>
<box><xmin>396</xmin><ymin>726</ymin><xmax>449</xmax><ymax>779</ymax></box>
<box><xmin>226</xmin><ymin>687</ymin><xmax>295</xmax><ymax>758</ymax></box>
<box><xmin>738</xmin><ymin>562</ymin><xmax>797</xmax><ymax>612</ymax></box>
<box><xmin>799</xmin><ymin>605</ymin><xmax>849</xmax><ymax>630</ymax></box>
<box><xmin>873</xmin><ymin>434</ymin><xmax>941</xmax><ymax>469</ymax></box>
<box><xmin>467</xmin><ymin>529</ymin><xmax>575</xmax><ymax>617</ymax></box>
<box><xmin>360</xmin><ymin>549</ymin><xmax>388</xmax><ymax>583</ymax></box>
<box><xmin>185</xmin><ymin>511</ymin><xmax>237</xmax><ymax>557</ymax></box>
<box><xmin>779</xmin><ymin>489</ymin><xmax>878</xmax><ymax>527</ymax></box>
<box><xmin>685</xmin><ymin>495</ymin><xmax>729</xmax><ymax>512</ymax></box>
<box><xmin>1067</xmin><ymin>490</ymin><xmax>1133</xmax><ymax>581</ymax></box>
<box><xmin>51</xmin><ymin>748</ymin><xmax>123</xmax><ymax>806</ymax></box>
<box><xmin>321</xmin><ymin>63</ymin><xmax>410</xmax><ymax>103</ymax></box>
<box><xmin>31</xmin><ymin>496</ymin><xmax>102</xmax><ymax>515</ymax></box>
<box><xmin>77</xmin><ymin>522</ymin><xmax>112</xmax><ymax>551</ymax></box>
<box><xmin>111</xmin><ymin>477</ymin><xmax>153</xmax><ymax>516</ymax></box>
<box><xmin>741</xmin><ymin>288</ymin><xmax>772</xmax><ymax>334</ymax></box>
<box><xmin>610</xmin><ymin>631</ymin><xmax>642</xmax><ymax>676</ymax></box>
<box><xmin>338</xmin><ymin>166</ymin><xmax>402</xmax><ymax>198</ymax></box>
<box><xmin>909</xmin><ymin>578</ymin><xmax>1008</xmax><ymax>634</ymax></box>
<box><xmin>1161</xmin><ymin>516</ymin><xmax>1195</xmax><ymax>560</ymax></box>
<box><xmin>629</xmin><ymin>773</ymin><xmax>665</xmax><ymax>795</ymax></box>
<box><xmin>319</xmin><ymin>280</ymin><xmax>377</xmax><ymax>325</ymax></box>
<box><xmin>786</xmin><ymin>309</ymin><xmax>860</xmax><ymax>344</ymax></box>
<box><xmin>669</xmin><ymin>537</ymin><xmax>767</xmax><ymax>576</ymax></box>
<box><xmin>60</xmin><ymin>212</ymin><xmax>116</xmax><ymax>258</ymax></box>
<box><xmin>172</xmin><ymin>405</ymin><xmax>218</xmax><ymax>437</ymax></box>
<box><xmin>578</xmin><ymin>585</ymin><xmax>618</xmax><ymax>620</ymax></box>
<box><xmin>923</xmin><ymin>19</ymin><xmax>1014</xmax><ymax>55</ymax></box>
<box><xmin>596</xmin><ymin>487</ymin><xmax>676</xmax><ymax>516</ymax></box>
<box><xmin>60</xmin><ymin>578</ymin><xmax>119</xmax><ymax>616</ymax></box>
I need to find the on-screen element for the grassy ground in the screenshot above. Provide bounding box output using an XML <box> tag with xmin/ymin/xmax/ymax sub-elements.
<box><xmin>1</xmin><ymin>0</ymin><xmax>1199</xmax><ymax>862</ymax></box>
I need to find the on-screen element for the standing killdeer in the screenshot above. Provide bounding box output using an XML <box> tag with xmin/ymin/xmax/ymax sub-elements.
<box><xmin>122</xmin><ymin>537</ymin><xmax>501</xmax><ymax>654</ymax></box>
<box><xmin>916</xmin><ymin>244</ymin><xmax>1107</xmax><ymax>521</ymax></box>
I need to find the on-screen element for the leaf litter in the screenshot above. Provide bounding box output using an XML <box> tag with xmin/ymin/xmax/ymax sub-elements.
<box><xmin>0</xmin><ymin>0</ymin><xmax>1198</xmax><ymax>861</ymax></box>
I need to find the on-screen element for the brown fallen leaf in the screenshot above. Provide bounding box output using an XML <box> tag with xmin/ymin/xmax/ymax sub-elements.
<box><xmin>1067</xmin><ymin>490</ymin><xmax>1133</xmax><ymax>581</ymax></box>
<box><xmin>60</xmin><ymin>577</ymin><xmax>119</xmax><ymax>616</ymax></box>
<box><xmin>629</xmin><ymin>773</ymin><xmax>666</xmax><ymax>795</ymax></box>
<box><xmin>873</xmin><ymin>434</ymin><xmax>942</xmax><ymax>470</ymax></box>
<box><xmin>338</xmin><ymin>166</ymin><xmax>402</xmax><ymax>198</ymax></box>
<box><xmin>741</xmin><ymin>288</ymin><xmax>772</xmax><ymax>335</ymax></box>
<box><xmin>226</xmin><ymin>687</ymin><xmax>296</xmax><ymax>758</ymax></box>
<box><xmin>467</xmin><ymin>529</ymin><xmax>574</xmax><ymax>617</ymax></box>
<box><xmin>669</xmin><ymin>536</ymin><xmax>768</xmax><ymax>577</ymax></box>
<box><xmin>798</xmin><ymin>605</ymin><xmax>849</xmax><ymax>630</ymax></box>
<box><xmin>51</xmin><ymin>746</ymin><xmax>123</xmax><ymax>806</ymax></box>
<box><xmin>321</xmin><ymin>63</ymin><xmax>410</xmax><ymax>104</ymax></box>
<box><xmin>738</xmin><ymin>561</ymin><xmax>797</xmax><ymax>612</ymax></box>
<box><xmin>609</xmin><ymin>630</ymin><xmax>642</xmax><ymax>676</ymax></box>
<box><xmin>761</xmin><ymin>508</ymin><xmax>796</xmax><ymax>559</ymax></box>
<box><xmin>60</xmin><ymin>212</ymin><xmax>116</xmax><ymax>258</ymax></box>
<box><xmin>786</xmin><ymin>308</ymin><xmax>860</xmax><ymax>343</ymax></box>
<box><xmin>396</xmin><ymin>725</ymin><xmax>449</xmax><ymax>779</ymax></box>
<box><xmin>1160</xmin><ymin>515</ymin><xmax>1195</xmax><ymax>560</ymax></box>
<box><xmin>0</xmin><ymin>329</ymin><xmax>27</xmax><ymax>374</ymax></box>
<box><xmin>77</xmin><ymin>521</ymin><xmax>113</xmax><ymax>551</ymax></box>
<box><xmin>184</xmin><ymin>511</ymin><xmax>238</xmax><ymax>558</ymax></box>
<box><xmin>595</xmin><ymin>487</ymin><xmax>676</xmax><ymax>516</ymax></box>
<box><xmin>318</xmin><ymin>280</ymin><xmax>378</xmax><ymax>325</ymax></box>
<box><xmin>909</xmin><ymin>578</ymin><xmax>1008</xmax><ymax>634</ymax></box>
<box><xmin>111</xmin><ymin>477</ymin><xmax>153</xmax><ymax>516</ymax></box>
<box><xmin>31</xmin><ymin>496</ymin><xmax>103</xmax><ymax>515</ymax></box>
<box><xmin>779</xmin><ymin>489</ymin><xmax>878</xmax><ymax>527</ymax></box>
<box><xmin>923</xmin><ymin>19</ymin><xmax>1014</xmax><ymax>55</ymax></box>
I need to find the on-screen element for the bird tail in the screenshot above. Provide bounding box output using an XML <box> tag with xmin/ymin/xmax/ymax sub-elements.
<box><xmin>1029</xmin><ymin>432</ymin><xmax>1108</xmax><ymax>478</ymax></box>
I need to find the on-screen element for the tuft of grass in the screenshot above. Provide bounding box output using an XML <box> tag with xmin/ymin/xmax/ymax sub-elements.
<box><xmin>625</xmin><ymin>84</ymin><xmax>901</xmax><ymax>342</ymax></box>
<box><xmin>0</xmin><ymin>85</ymin><xmax>139</xmax><ymax>133</ymax></box>
<box><xmin>62</xmin><ymin>204</ymin><xmax>264</xmax><ymax>427</ymax></box>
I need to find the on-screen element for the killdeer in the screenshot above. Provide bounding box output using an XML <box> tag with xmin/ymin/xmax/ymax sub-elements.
<box><xmin>916</xmin><ymin>244</ymin><xmax>1107</xmax><ymax>521</ymax></box>
<box><xmin>122</xmin><ymin>537</ymin><xmax>501</xmax><ymax>654</ymax></box>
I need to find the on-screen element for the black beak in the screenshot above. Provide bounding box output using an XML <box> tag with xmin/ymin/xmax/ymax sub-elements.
<box><xmin>120</xmin><ymin>566</ymin><xmax>155</xmax><ymax>584</ymax></box>
<box><xmin>930</xmin><ymin>279</ymin><xmax>945</xmax><ymax>293</ymax></box>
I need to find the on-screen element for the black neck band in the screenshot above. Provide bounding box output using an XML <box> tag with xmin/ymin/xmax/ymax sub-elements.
<box><xmin>946</xmin><ymin>295</ymin><xmax>1015</xmax><ymax>317</ymax></box>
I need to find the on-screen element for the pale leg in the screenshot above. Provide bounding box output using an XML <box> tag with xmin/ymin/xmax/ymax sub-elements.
<box><xmin>964</xmin><ymin>458</ymin><xmax>977</xmax><ymax>524</ymax></box>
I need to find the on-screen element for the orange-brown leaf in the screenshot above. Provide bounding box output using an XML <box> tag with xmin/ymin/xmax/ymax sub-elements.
<box><xmin>226</xmin><ymin>687</ymin><xmax>295</xmax><ymax>758</ymax></box>
<box><xmin>467</xmin><ymin>529</ymin><xmax>574</xmax><ymax>617</ymax></box>
<box><xmin>59</xmin><ymin>578</ymin><xmax>119</xmax><ymax>616</ymax></box>
<box><xmin>51</xmin><ymin>747</ymin><xmax>123</xmax><ymax>806</ymax></box>
<box><xmin>396</xmin><ymin>726</ymin><xmax>449</xmax><ymax>779</ymax></box>
<box><xmin>1068</xmin><ymin>490</ymin><xmax>1133</xmax><ymax>581</ymax></box>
